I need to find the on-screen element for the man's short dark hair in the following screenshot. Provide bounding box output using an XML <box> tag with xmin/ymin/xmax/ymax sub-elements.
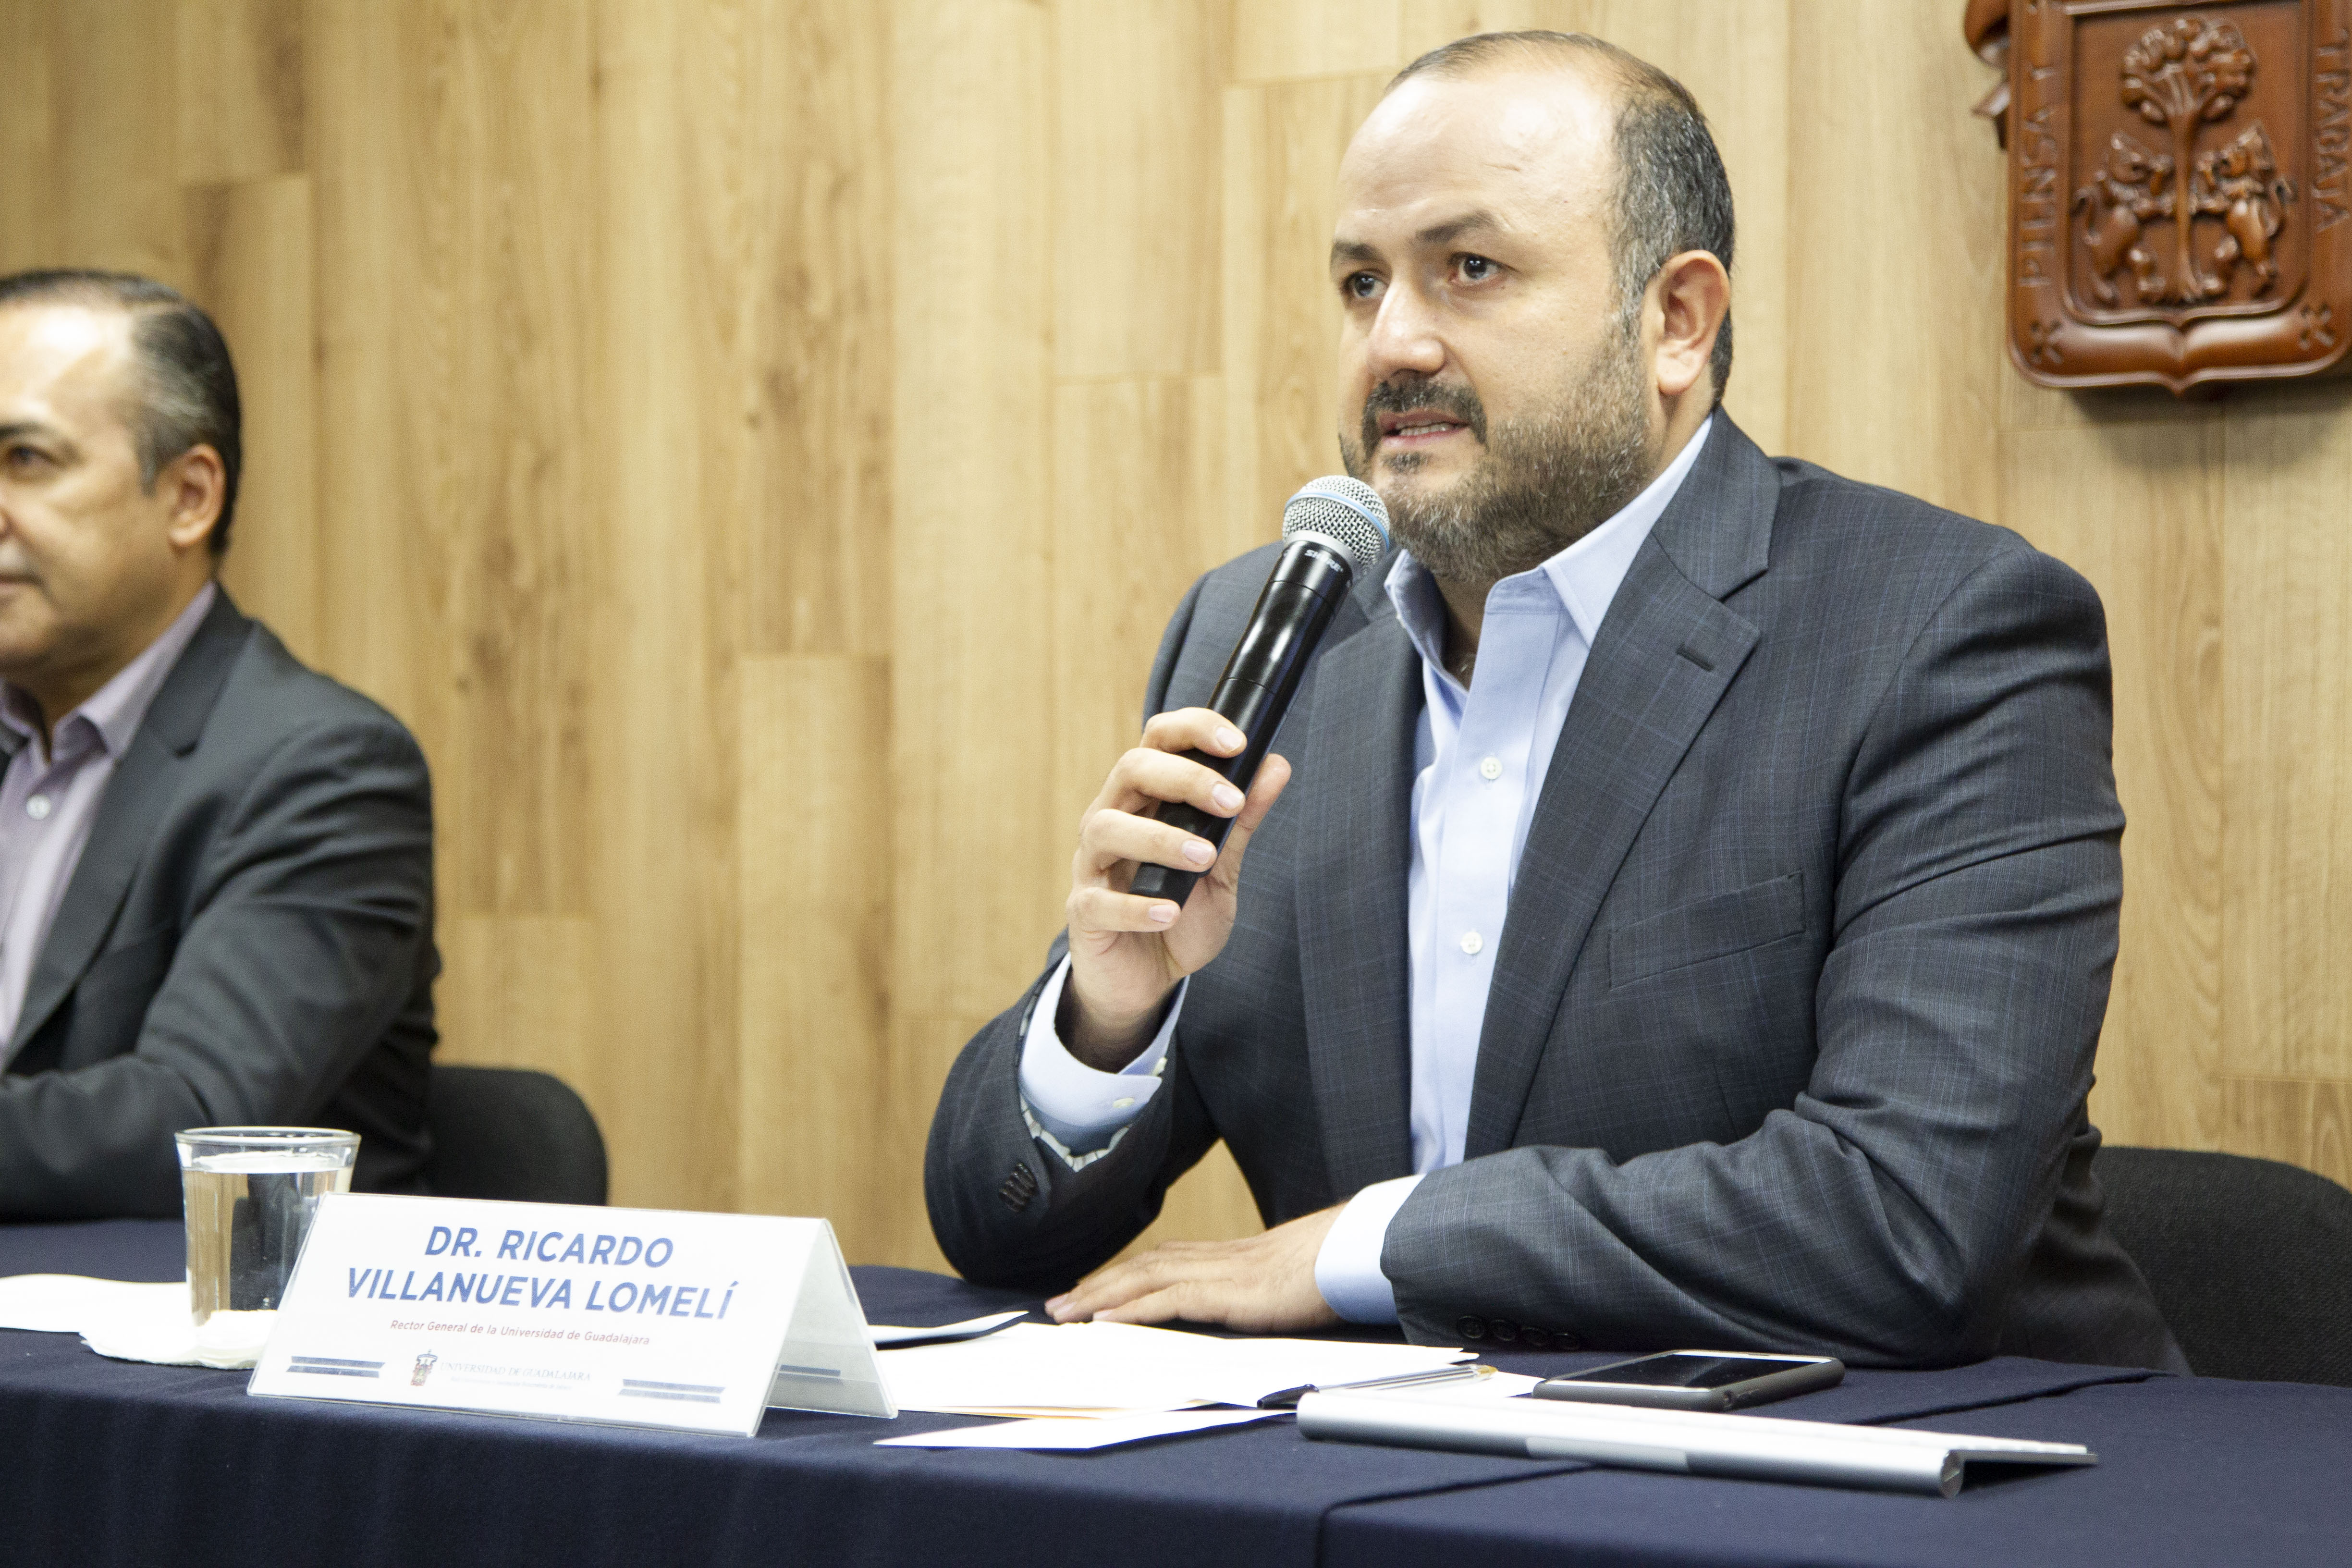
<box><xmin>0</xmin><ymin>269</ymin><xmax>243</xmax><ymax>554</ymax></box>
<box><xmin>1389</xmin><ymin>32</ymin><xmax>1737</xmax><ymax>402</ymax></box>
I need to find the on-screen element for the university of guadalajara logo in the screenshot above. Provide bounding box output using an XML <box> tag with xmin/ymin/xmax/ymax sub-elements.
<box><xmin>1981</xmin><ymin>0</ymin><xmax>2352</xmax><ymax>392</ymax></box>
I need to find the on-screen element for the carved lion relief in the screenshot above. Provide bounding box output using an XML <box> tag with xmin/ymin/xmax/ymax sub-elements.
<box><xmin>1972</xmin><ymin>0</ymin><xmax>2352</xmax><ymax>391</ymax></box>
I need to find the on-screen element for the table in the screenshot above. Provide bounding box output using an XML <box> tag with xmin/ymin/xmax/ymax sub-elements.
<box><xmin>0</xmin><ymin>1221</ymin><xmax>2342</xmax><ymax>1567</ymax></box>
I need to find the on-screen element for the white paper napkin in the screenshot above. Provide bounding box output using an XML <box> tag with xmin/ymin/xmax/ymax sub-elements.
<box><xmin>0</xmin><ymin>1274</ymin><xmax>272</xmax><ymax>1369</ymax></box>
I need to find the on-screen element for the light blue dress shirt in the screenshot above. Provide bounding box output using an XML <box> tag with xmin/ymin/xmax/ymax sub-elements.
<box><xmin>1020</xmin><ymin>418</ymin><xmax>1715</xmax><ymax>1320</ymax></box>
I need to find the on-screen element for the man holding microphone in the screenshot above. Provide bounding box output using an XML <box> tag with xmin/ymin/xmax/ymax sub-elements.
<box><xmin>927</xmin><ymin>32</ymin><xmax>2180</xmax><ymax>1371</ymax></box>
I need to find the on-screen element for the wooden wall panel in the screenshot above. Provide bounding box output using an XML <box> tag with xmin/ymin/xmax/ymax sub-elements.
<box><xmin>176</xmin><ymin>0</ymin><xmax>304</xmax><ymax>184</ymax></box>
<box><xmin>1220</xmin><ymin>74</ymin><xmax>1390</xmax><ymax>541</ymax></box>
<box><xmin>739</xmin><ymin>655</ymin><xmax>892</xmax><ymax>1247</ymax></box>
<box><xmin>312</xmin><ymin>0</ymin><xmax>602</xmax><ymax>929</ymax></box>
<box><xmin>590</xmin><ymin>0</ymin><xmax>757</xmax><ymax>1214</ymax></box>
<box><xmin>1055</xmin><ymin>2</ymin><xmax>1227</xmax><ymax>381</ymax></box>
<box><xmin>11</xmin><ymin>0</ymin><xmax>2351</xmax><ymax>1276</ymax></box>
<box><xmin>890</xmin><ymin>0</ymin><xmax>1056</xmax><ymax>1018</ymax></box>
<box><xmin>438</xmin><ymin>914</ymin><xmax>599</xmax><ymax>1110</ymax></box>
<box><xmin>186</xmin><ymin>174</ymin><xmax>318</xmax><ymax>661</ymax></box>
<box><xmin>883</xmin><ymin>0</ymin><xmax>1058</xmax><ymax>1262</ymax></box>
<box><xmin>50</xmin><ymin>0</ymin><xmax>183</xmax><ymax>281</ymax></box>
<box><xmin>1787</xmin><ymin>0</ymin><xmax>2001</xmax><ymax>522</ymax></box>
<box><xmin>2221</xmin><ymin>386</ymin><xmax>2352</xmax><ymax>1086</ymax></box>
<box><xmin>1233</xmin><ymin>0</ymin><xmax>1399</xmax><ymax>83</ymax></box>
<box><xmin>1050</xmin><ymin>381</ymin><xmax>1225</xmax><ymax>836</ymax></box>
<box><xmin>737</xmin><ymin>0</ymin><xmax>894</xmax><ymax>663</ymax></box>
<box><xmin>0</xmin><ymin>1</ymin><xmax>65</xmax><ymax>272</ymax></box>
<box><xmin>307</xmin><ymin>0</ymin><xmax>435</xmax><ymax>734</ymax></box>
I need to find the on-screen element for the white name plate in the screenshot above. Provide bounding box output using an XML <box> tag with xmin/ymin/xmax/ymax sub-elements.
<box><xmin>249</xmin><ymin>1193</ymin><xmax>893</xmax><ymax>1437</ymax></box>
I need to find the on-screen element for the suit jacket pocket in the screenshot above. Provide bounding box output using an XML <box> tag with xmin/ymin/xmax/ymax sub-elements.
<box><xmin>1609</xmin><ymin>873</ymin><xmax>1806</xmax><ymax>989</ymax></box>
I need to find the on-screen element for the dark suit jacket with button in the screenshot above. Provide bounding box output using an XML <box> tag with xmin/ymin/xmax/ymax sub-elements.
<box><xmin>0</xmin><ymin>590</ymin><xmax>437</xmax><ymax>1216</ymax></box>
<box><xmin>926</xmin><ymin>416</ymin><xmax>2185</xmax><ymax>1372</ymax></box>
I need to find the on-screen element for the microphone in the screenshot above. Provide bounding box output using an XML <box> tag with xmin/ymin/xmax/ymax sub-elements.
<box><xmin>1129</xmin><ymin>476</ymin><xmax>1390</xmax><ymax>908</ymax></box>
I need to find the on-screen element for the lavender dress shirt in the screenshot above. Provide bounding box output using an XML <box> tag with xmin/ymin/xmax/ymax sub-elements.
<box><xmin>0</xmin><ymin>583</ymin><xmax>218</xmax><ymax>1055</ymax></box>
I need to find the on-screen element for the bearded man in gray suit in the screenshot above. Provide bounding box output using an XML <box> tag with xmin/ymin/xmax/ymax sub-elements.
<box><xmin>0</xmin><ymin>270</ymin><xmax>435</xmax><ymax>1215</ymax></box>
<box><xmin>927</xmin><ymin>32</ymin><xmax>2184</xmax><ymax>1371</ymax></box>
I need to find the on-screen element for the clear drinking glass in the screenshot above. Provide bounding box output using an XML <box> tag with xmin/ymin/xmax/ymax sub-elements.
<box><xmin>175</xmin><ymin>1127</ymin><xmax>359</xmax><ymax>1326</ymax></box>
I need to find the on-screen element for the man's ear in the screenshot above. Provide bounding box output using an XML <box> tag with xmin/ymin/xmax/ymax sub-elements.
<box><xmin>1650</xmin><ymin>250</ymin><xmax>1730</xmax><ymax>402</ymax></box>
<box><xmin>160</xmin><ymin>444</ymin><xmax>225</xmax><ymax>554</ymax></box>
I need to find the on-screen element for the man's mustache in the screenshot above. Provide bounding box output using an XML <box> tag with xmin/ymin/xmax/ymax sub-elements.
<box><xmin>1361</xmin><ymin>379</ymin><xmax>1488</xmax><ymax>453</ymax></box>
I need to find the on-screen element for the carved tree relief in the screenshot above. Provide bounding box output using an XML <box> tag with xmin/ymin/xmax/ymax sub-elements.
<box><xmin>1977</xmin><ymin>0</ymin><xmax>2352</xmax><ymax>393</ymax></box>
<box><xmin>2122</xmin><ymin>16</ymin><xmax>2258</xmax><ymax>300</ymax></box>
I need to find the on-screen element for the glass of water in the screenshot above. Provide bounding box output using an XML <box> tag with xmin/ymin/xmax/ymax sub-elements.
<box><xmin>175</xmin><ymin>1127</ymin><xmax>359</xmax><ymax>1326</ymax></box>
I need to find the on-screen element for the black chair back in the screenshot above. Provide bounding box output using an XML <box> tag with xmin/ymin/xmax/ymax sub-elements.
<box><xmin>425</xmin><ymin>1066</ymin><xmax>608</xmax><ymax>1206</ymax></box>
<box><xmin>2094</xmin><ymin>1146</ymin><xmax>2352</xmax><ymax>1386</ymax></box>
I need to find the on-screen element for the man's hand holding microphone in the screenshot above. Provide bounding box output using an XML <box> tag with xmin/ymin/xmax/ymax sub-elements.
<box><xmin>1046</xmin><ymin>478</ymin><xmax>1389</xmax><ymax>1331</ymax></box>
<box><xmin>1060</xmin><ymin>710</ymin><xmax>1291</xmax><ymax>1070</ymax></box>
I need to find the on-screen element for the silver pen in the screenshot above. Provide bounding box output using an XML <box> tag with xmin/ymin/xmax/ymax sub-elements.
<box><xmin>1257</xmin><ymin>1363</ymin><xmax>1492</xmax><ymax>1409</ymax></box>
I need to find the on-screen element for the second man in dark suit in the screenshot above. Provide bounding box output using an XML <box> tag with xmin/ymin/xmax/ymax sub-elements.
<box><xmin>0</xmin><ymin>269</ymin><xmax>437</xmax><ymax>1215</ymax></box>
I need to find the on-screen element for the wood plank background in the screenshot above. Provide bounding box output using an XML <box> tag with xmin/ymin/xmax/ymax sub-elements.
<box><xmin>2</xmin><ymin>0</ymin><xmax>2345</xmax><ymax>1268</ymax></box>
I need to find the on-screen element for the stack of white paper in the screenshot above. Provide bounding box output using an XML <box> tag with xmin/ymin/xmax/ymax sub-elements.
<box><xmin>876</xmin><ymin>1408</ymin><xmax>1288</xmax><ymax>1450</ymax></box>
<box><xmin>875</xmin><ymin>1319</ymin><xmax>1474</xmax><ymax>1418</ymax></box>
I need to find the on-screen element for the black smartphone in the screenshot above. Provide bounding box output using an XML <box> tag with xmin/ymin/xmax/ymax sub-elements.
<box><xmin>1531</xmin><ymin>1350</ymin><xmax>1844</xmax><ymax>1412</ymax></box>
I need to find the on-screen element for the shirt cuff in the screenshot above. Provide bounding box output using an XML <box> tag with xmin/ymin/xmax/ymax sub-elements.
<box><xmin>1017</xmin><ymin>957</ymin><xmax>1183</xmax><ymax>1162</ymax></box>
<box><xmin>1313</xmin><ymin>1173</ymin><xmax>1423</xmax><ymax>1325</ymax></box>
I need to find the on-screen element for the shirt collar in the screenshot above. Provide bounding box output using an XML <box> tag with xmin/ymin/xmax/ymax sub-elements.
<box><xmin>0</xmin><ymin>581</ymin><xmax>218</xmax><ymax>762</ymax></box>
<box><xmin>1385</xmin><ymin>414</ymin><xmax>1713</xmax><ymax>671</ymax></box>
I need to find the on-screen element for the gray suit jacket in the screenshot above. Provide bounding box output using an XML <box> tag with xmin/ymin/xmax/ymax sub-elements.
<box><xmin>0</xmin><ymin>591</ymin><xmax>437</xmax><ymax>1216</ymax></box>
<box><xmin>927</xmin><ymin>417</ymin><xmax>2184</xmax><ymax>1371</ymax></box>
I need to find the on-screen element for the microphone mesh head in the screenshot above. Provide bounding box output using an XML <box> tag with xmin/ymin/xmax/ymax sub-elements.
<box><xmin>1282</xmin><ymin>476</ymin><xmax>1390</xmax><ymax>571</ymax></box>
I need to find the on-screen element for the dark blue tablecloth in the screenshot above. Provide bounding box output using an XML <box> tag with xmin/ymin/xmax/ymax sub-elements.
<box><xmin>0</xmin><ymin>1220</ymin><xmax>2320</xmax><ymax>1568</ymax></box>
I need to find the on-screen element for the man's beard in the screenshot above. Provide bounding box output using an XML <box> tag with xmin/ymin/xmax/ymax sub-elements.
<box><xmin>1340</xmin><ymin>326</ymin><xmax>1656</xmax><ymax>587</ymax></box>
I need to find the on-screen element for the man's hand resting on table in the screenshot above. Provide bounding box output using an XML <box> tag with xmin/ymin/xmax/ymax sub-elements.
<box><xmin>1043</xmin><ymin>1205</ymin><xmax>1343</xmax><ymax>1333</ymax></box>
<box><xmin>1062</xmin><ymin>707</ymin><xmax>1292</xmax><ymax>1071</ymax></box>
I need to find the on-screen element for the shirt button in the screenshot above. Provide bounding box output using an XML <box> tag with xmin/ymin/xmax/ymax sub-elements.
<box><xmin>1111</xmin><ymin>1097</ymin><xmax>1135</xmax><ymax>1110</ymax></box>
<box><xmin>25</xmin><ymin>795</ymin><xmax>51</xmax><ymax>821</ymax></box>
<box><xmin>1459</xmin><ymin>931</ymin><xmax>1483</xmax><ymax>956</ymax></box>
<box><xmin>1479</xmin><ymin>756</ymin><xmax>1502</xmax><ymax>781</ymax></box>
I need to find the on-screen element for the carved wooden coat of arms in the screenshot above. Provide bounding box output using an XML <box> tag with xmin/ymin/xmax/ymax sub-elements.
<box><xmin>1971</xmin><ymin>0</ymin><xmax>2352</xmax><ymax>391</ymax></box>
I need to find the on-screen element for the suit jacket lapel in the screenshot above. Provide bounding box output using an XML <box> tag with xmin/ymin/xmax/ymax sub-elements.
<box><xmin>1463</xmin><ymin>419</ymin><xmax>1778</xmax><ymax>1158</ymax></box>
<box><xmin>8</xmin><ymin>592</ymin><xmax>250</xmax><ymax>1058</ymax></box>
<box><xmin>1294</xmin><ymin>568</ymin><xmax>1421</xmax><ymax>1195</ymax></box>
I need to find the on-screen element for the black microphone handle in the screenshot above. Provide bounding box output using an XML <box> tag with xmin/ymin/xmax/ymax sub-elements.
<box><xmin>1129</xmin><ymin>539</ymin><xmax>1354</xmax><ymax>907</ymax></box>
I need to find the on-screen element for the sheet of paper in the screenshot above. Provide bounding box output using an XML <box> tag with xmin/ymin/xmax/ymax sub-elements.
<box><xmin>869</xmin><ymin>1311</ymin><xmax>1025</xmax><ymax>1348</ymax></box>
<box><xmin>875</xmin><ymin>1319</ymin><xmax>1472</xmax><ymax>1415</ymax></box>
<box><xmin>875</xmin><ymin>1408</ymin><xmax>1284</xmax><ymax>1450</ymax></box>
